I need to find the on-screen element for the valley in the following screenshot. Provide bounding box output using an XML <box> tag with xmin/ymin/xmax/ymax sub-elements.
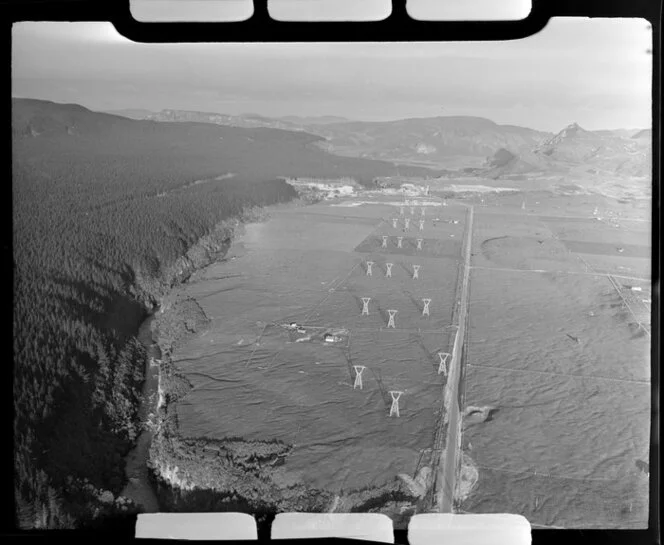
<box><xmin>13</xmin><ymin>98</ymin><xmax>652</xmax><ymax>531</ymax></box>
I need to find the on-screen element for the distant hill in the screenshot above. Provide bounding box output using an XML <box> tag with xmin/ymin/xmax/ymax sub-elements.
<box><xmin>13</xmin><ymin>99</ymin><xmax>439</xmax><ymax>186</ymax></box>
<box><xmin>15</xmin><ymin>99</ymin><xmax>141</xmax><ymax>138</ymax></box>
<box><xmin>144</xmin><ymin>109</ymin><xmax>306</xmax><ymax>132</ymax></box>
<box><xmin>592</xmin><ymin>128</ymin><xmax>643</xmax><ymax>138</ymax></box>
<box><xmin>279</xmin><ymin>115</ymin><xmax>351</xmax><ymax>125</ymax></box>
<box><xmin>129</xmin><ymin>110</ymin><xmax>552</xmax><ymax>169</ymax></box>
<box><xmin>100</xmin><ymin>106</ymin><xmax>651</xmax><ymax>180</ymax></box>
<box><xmin>534</xmin><ymin>122</ymin><xmax>647</xmax><ymax>164</ymax></box>
<box><xmin>480</xmin><ymin>147</ymin><xmax>544</xmax><ymax>179</ymax></box>
<box><xmin>103</xmin><ymin>108</ymin><xmax>155</xmax><ymax>120</ymax></box>
<box><xmin>632</xmin><ymin>128</ymin><xmax>652</xmax><ymax>140</ymax></box>
<box><xmin>475</xmin><ymin>121</ymin><xmax>651</xmax><ymax>179</ymax></box>
<box><xmin>300</xmin><ymin>116</ymin><xmax>551</xmax><ymax>168</ymax></box>
<box><xmin>122</xmin><ymin>109</ymin><xmax>352</xmax><ymax>130</ymax></box>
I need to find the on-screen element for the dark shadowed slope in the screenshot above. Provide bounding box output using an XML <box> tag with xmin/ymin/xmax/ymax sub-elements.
<box><xmin>480</xmin><ymin>148</ymin><xmax>545</xmax><ymax>179</ymax></box>
<box><xmin>15</xmin><ymin>99</ymin><xmax>440</xmax><ymax>186</ymax></box>
<box><xmin>117</xmin><ymin>108</ymin><xmax>552</xmax><ymax>169</ymax></box>
<box><xmin>13</xmin><ymin>97</ymin><xmax>304</xmax><ymax>530</ymax></box>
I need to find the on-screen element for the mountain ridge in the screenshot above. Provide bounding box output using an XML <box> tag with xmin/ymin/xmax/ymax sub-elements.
<box><xmin>13</xmin><ymin>98</ymin><xmax>445</xmax><ymax>184</ymax></box>
<box><xmin>83</xmin><ymin>103</ymin><xmax>650</xmax><ymax>178</ymax></box>
<box><xmin>486</xmin><ymin>121</ymin><xmax>651</xmax><ymax>179</ymax></box>
<box><xmin>97</xmin><ymin>106</ymin><xmax>649</xmax><ymax>139</ymax></box>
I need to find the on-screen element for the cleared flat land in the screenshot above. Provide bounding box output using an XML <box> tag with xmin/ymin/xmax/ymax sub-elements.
<box><xmin>460</xmin><ymin>201</ymin><xmax>651</xmax><ymax>528</ymax></box>
<box><xmin>169</xmin><ymin>199</ymin><xmax>464</xmax><ymax>493</ymax></box>
<box><xmin>157</xmin><ymin>185</ymin><xmax>651</xmax><ymax>527</ymax></box>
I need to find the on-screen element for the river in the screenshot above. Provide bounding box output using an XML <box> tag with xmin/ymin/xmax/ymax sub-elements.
<box><xmin>121</xmin><ymin>312</ymin><xmax>161</xmax><ymax>512</ymax></box>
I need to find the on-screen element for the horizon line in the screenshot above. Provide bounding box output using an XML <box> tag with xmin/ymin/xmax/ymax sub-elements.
<box><xmin>11</xmin><ymin>95</ymin><xmax>650</xmax><ymax>134</ymax></box>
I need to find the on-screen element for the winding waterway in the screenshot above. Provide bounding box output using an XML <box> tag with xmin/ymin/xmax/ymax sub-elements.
<box><xmin>121</xmin><ymin>313</ymin><xmax>161</xmax><ymax>512</ymax></box>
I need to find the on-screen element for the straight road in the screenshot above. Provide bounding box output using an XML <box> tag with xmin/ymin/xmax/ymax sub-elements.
<box><xmin>437</xmin><ymin>204</ymin><xmax>474</xmax><ymax>512</ymax></box>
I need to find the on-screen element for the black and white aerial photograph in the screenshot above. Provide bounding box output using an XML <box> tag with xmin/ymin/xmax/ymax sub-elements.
<box><xmin>12</xmin><ymin>17</ymin><xmax>653</xmax><ymax>532</ymax></box>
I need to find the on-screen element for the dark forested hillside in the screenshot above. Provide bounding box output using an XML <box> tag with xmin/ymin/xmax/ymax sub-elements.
<box><xmin>13</xmin><ymin>98</ymin><xmax>432</xmax><ymax>529</ymax></box>
<box><xmin>13</xmin><ymin>99</ymin><xmax>438</xmax><ymax>186</ymax></box>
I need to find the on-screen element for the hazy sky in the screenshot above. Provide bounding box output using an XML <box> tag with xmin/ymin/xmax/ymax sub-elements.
<box><xmin>12</xmin><ymin>18</ymin><xmax>651</xmax><ymax>132</ymax></box>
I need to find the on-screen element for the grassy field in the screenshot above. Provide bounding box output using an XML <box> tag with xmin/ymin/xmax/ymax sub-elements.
<box><xmin>150</xmin><ymin>183</ymin><xmax>651</xmax><ymax>527</ymax></box>
<box><xmin>165</xmin><ymin>199</ymin><xmax>464</xmax><ymax>496</ymax></box>
<box><xmin>459</xmin><ymin>198</ymin><xmax>651</xmax><ymax>529</ymax></box>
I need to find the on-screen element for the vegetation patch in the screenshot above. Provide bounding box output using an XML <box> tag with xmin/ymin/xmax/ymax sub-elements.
<box><xmin>13</xmin><ymin>101</ymin><xmax>299</xmax><ymax>528</ymax></box>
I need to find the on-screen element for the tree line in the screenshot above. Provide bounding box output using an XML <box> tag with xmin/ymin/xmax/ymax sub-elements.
<box><xmin>13</xmin><ymin>127</ymin><xmax>297</xmax><ymax>529</ymax></box>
